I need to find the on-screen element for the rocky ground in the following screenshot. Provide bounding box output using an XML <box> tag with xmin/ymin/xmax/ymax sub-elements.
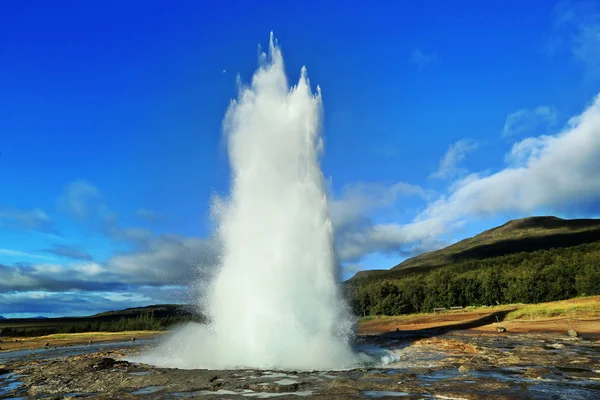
<box><xmin>1</xmin><ymin>331</ymin><xmax>600</xmax><ymax>399</ymax></box>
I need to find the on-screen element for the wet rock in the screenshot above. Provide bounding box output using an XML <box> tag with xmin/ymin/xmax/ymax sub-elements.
<box><xmin>90</xmin><ymin>357</ymin><xmax>129</xmax><ymax>370</ymax></box>
<box><xmin>458</xmin><ymin>365</ymin><xmax>471</xmax><ymax>373</ymax></box>
<box><xmin>568</xmin><ymin>329</ymin><xmax>579</xmax><ymax>338</ymax></box>
<box><xmin>0</xmin><ymin>367</ymin><xmax>10</xmax><ymax>375</ymax></box>
<box><xmin>523</xmin><ymin>367</ymin><xmax>551</xmax><ymax>379</ymax></box>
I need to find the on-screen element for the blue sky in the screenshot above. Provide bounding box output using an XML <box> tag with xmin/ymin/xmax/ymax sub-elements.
<box><xmin>2</xmin><ymin>0</ymin><xmax>600</xmax><ymax>317</ymax></box>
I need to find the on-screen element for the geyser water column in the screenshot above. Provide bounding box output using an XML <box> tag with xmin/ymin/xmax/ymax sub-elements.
<box><xmin>138</xmin><ymin>34</ymin><xmax>360</xmax><ymax>370</ymax></box>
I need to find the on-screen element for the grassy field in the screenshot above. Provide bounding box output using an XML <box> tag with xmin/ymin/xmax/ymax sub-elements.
<box><xmin>359</xmin><ymin>296</ymin><xmax>600</xmax><ymax>323</ymax></box>
<box><xmin>36</xmin><ymin>331</ymin><xmax>164</xmax><ymax>340</ymax></box>
<box><xmin>505</xmin><ymin>297</ymin><xmax>600</xmax><ymax>321</ymax></box>
<box><xmin>0</xmin><ymin>330</ymin><xmax>165</xmax><ymax>351</ymax></box>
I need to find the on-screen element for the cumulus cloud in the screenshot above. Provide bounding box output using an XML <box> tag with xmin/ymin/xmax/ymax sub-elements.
<box><xmin>429</xmin><ymin>139</ymin><xmax>479</xmax><ymax>180</ymax></box>
<box><xmin>409</xmin><ymin>48</ymin><xmax>437</xmax><ymax>70</ymax></box>
<box><xmin>0</xmin><ymin>262</ymin><xmax>123</xmax><ymax>293</ymax></box>
<box><xmin>0</xmin><ymin>233</ymin><xmax>220</xmax><ymax>295</ymax></box>
<box><xmin>502</xmin><ymin>106</ymin><xmax>558</xmax><ymax>137</ymax></box>
<box><xmin>331</xmin><ymin>92</ymin><xmax>600</xmax><ymax>266</ymax></box>
<box><xmin>418</xmin><ymin>93</ymin><xmax>600</xmax><ymax>231</ymax></box>
<box><xmin>0</xmin><ymin>288</ymin><xmax>188</xmax><ymax>317</ymax></box>
<box><xmin>330</xmin><ymin>182</ymin><xmax>440</xmax><ymax>262</ymax></box>
<box><xmin>0</xmin><ymin>207</ymin><xmax>58</xmax><ymax>234</ymax></box>
<box><xmin>107</xmin><ymin>234</ymin><xmax>220</xmax><ymax>286</ymax></box>
<box><xmin>6</xmin><ymin>90</ymin><xmax>600</xmax><ymax>304</ymax></box>
<box><xmin>42</xmin><ymin>244</ymin><xmax>93</xmax><ymax>261</ymax></box>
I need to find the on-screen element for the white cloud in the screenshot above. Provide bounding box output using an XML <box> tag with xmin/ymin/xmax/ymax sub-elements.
<box><xmin>548</xmin><ymin>1</ymin><xmax>600</xmax><ymax>79</ymax></box>
<box><xmin>332</xmin><ymin>92</ymin><xmax>600</xmax><ymax>266</ymax></box>
<box><xmin>505</xmin><ymin>136</ymin><xmax>551</xmax><ymax>166</ymax></box>
<box><xmin>0</xmin><ymin>248</ymin><xmax>57</xmax><ymax>261</ymax></box>
<box><xmin>74</xmin><ymin>262</ymin><xmax>105</xmax><ymax>276</ymax></box>
<box><xmin>107</xmin><ymin>235</ymin><xmax>220</xmax><ymax>286</ymax></box>
<box><xmin>42</xmin><ymin>244</ymin><xmax>93</xmax><ymax>261</ymax></box>
<box><xmin>57</xmin><ymin>180</ymin><xmax>102</xmax><ymax>220</ymax></box>
<box><xmin>0</xmin><ymin>207</ymin><xmax>57</xmax><ymax>234</ymax></box>
<box><xmin>430</xmin><ymin>139</ymin><xmax>479</xmax><ymax>180</ymax></box>
<box><xmin>502</xmin><ymin>106</ymin><xmax>557</xmax><ymax>137</ymax></box>
<box><xmin>329</xmin><ymin>182</ymin><xmax>438</xmax><ymax>262</ymax></box>
<box><xmin>409</xmin><ymin>49</ymin><xmax>437</xmax><ymax>70</ymax></box>
<box><xmin>0</xmin><ymin>289</ymin><xmax>186</xmax><ymax>318</ymax></box>
<box><xmin>419</xmin><ymin>93</ymin><xmax>600</xmax><ymax>230</ymax></box>
<box><xmin>0</xmin><ymin>233</ymin><xmax>218</xmax><ymax>293</ymax></box>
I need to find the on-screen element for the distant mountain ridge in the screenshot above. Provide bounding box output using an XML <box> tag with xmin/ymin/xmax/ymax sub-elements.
<box><xmin>351</xmin><ymin>216</ymin><xmax>600</xmax><ymax>281</ymax></box>
<box><xmin>0</xmin><ymin>304</ymin><xmax>204</xmax><ymax>337</ymax></box>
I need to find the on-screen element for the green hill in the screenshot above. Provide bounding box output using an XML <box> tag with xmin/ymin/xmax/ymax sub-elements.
<box><xmin>346</xmin><ymin>216</ymin><xmax>600</xmax><ymax>316</ymax></box>
<box><xmin>351</xmin><ymin>216</ymin><xmax>600</xmax><ymax>281</ymax></box>
<box><xmin>0</xmin><ymin>304</ymin><xmax>204</xmax><ymax>337</ymax></box>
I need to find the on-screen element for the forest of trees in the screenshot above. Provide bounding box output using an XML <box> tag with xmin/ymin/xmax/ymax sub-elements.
<box><xmin>0</xmin><ymin>311</ymin><xmax>200</xmax><ymax>337</ymax></box>
<box><xmin>345</xmin><ymin>241</ymin><xmax>600</xmax><ymax>317</ymax></box>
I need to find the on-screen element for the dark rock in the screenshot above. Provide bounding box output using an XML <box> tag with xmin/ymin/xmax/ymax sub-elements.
<box><xmin>0</xmin><ymin>368</ymin><xmax>10</xmax><ymax>375</ymax></box>
<box><xmin>92</xmin><ymin>358</ymin><xmax>117</xmax><ymax>370</ymax></box>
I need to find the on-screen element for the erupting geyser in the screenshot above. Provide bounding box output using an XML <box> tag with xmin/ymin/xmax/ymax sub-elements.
<box><xmin>137</xmin><ymin>34</ymin><xmax>364</xmax><ymax>370</ymax></box>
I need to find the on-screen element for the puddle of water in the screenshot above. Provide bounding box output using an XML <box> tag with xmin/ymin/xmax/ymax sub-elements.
<box><xmin>0</xmin><ymin>380</ymin><xmax>23</xmax><ymax>396</ymax></box>
<box><xmin>243</xmin><ymin>391</ymin><xmax>313</xmax><ymax>398</ymax></box>
<box><xmin>274</xmin><ymin>378</ymin><xmax>298</xmax><ymax>385</ymax></box>
<box><xmin>555</xmin><ymin>366</ymin><xmax>591</xmax><ymax>373</ymax></box>
<box><xmin>0</xmin><ymin>338</ymin><xmax>157</xmax><ymax>364</ymax></box>
<box><xmin>418</xmin><ymin>369</ymin><xmax>460</xmax><ymax>381</ymax></box>
<box><xmin>172</xmin><ymin>389</ymin><xmax>313</xmax><ymax>398</ymax></box>
<box><xmin>129</xmin><ymin>371</ymin><xmax>152</xmax><ymax>376</ymax></box>
<box><xmin>131</xmin><ymin>385</ymin><xmax>164</xmax><ymax>395</ymax></box>
<box><xmin>363</xmin><ymin>391</ymin><xmax>411</xmax><ymax>398</ymax></box>
<box><xmin>260</xmin><ymin>372</ymin><xmax>291</xmax><ymax>378</ymax></box>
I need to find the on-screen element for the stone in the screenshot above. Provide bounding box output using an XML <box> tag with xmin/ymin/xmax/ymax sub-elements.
<box><xmin>568</xmin><ymin>329</ymin><xmax>579</xmax><ymax>338</ymax></box>
<box><xmin>458</xmin><ymin>365</ymin><xmax>471</xmax><ymax>373</ymax></box>
<box><xmin>92</xmin><ymin>357</ymin><xmax>117</xmax><ymax>370</ymax></box>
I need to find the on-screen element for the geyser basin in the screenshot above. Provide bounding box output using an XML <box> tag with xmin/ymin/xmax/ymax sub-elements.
<box><xmin>135</xmin><ymin>34</ymin><xmax>374</xmax><ymax>370</ymax></box>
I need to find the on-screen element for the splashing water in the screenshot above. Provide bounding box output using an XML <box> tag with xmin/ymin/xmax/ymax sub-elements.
<box><xmin>136</xmin><ymin>34</ymin><xmax>368</xmax><ymax>370</ymax></box>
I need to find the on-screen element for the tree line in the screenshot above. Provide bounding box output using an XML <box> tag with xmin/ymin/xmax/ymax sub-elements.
<box><xmin>0</xmin><ymin>311</ymin><xmax>200</xmax><ymax>337</ymax></box>
<box><xmin>345</xmin><ymin>241</ymin><xmax>600</xmax><ymax>316</ymax></box>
